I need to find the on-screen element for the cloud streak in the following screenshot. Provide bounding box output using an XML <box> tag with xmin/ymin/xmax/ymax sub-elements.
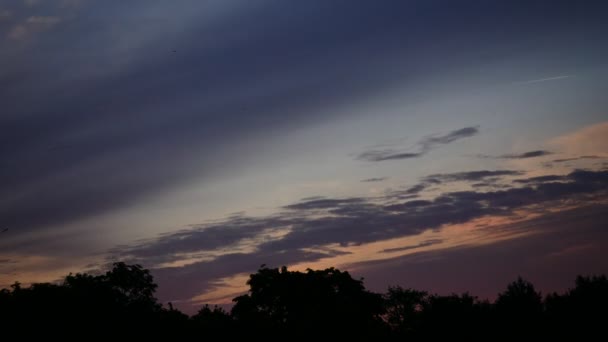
<box><xmin>357</xmin><ymin>151</ymin><xmax>422</xmax><ymax>162</ymax></box>
<box><xmin>423</xmin><ymin>170</ymin><xmax>524</xmax><ymax>183</ymax></box>
<box><xmin>357</xmin><ymin>126</ymin><xmax>479</xmax><ymax>162</ymax></box>
<box><xmin>479</xmin><ymin>150</ymin><xmax>553</xmax><ymax>159</ymax></box>
<box><xmin>552</xmin><ymin>155</ymin><xmax>602</xmax><ymax>163</ymax></box>
<box><xmin>380</xmin><ymin>239</ymin><xmax>443</xmax><ymax>253</ymax></box>
<box><xmin>361</xmin><ymin>177</ymin><xmax>388</xmax><ymax>183</ymax></box>
<box><xmin>515</xmin><ymin>75</ymin><xmax>571</xmax><ymax>85</ymax></box>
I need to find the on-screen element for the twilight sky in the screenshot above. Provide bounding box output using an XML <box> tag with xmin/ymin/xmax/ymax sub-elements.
<box><xmin>1</xmin><ymin>0</ymin><xmax>608</xmax><ymax>312</ymax></box>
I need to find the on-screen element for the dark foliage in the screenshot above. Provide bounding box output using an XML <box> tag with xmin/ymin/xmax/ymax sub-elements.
<box><xmin>231</xmin><ymin>266</ymin><xmax>387</xmax><ymax>338</ymax></box>
<box><xmin>0</xmin><ymin>263</ymin><xmax>606</xmax><ymax>339</ymax></box>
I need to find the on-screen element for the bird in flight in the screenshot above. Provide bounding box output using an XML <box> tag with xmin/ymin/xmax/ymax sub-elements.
<box><xmin>1</xmin><ymin>228</ymin><xmax>8</xmax><ymax>233</ymax></box>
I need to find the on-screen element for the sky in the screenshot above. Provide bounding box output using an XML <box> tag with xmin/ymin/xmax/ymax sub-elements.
<box><xmin>1</xmin><ymin>0</ymin><xmax>608</xmax><ymax>313</ymax></box>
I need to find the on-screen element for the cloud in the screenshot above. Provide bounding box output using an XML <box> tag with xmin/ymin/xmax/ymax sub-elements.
<box><xmin>380</xmin><ymin>239</ymin><xmax>443</xmax><ymax>254</ymax></box>
<box><xmin>385</xmin><ymin>169</ymin><xmax>523</xmax><ymax>201</ymax></box>
<box><xmin>283</xmin><ymin>197</ymin><xmax>366</xmax><ymax>210</ymax></box>
<box><xmin>515</xmin><ymin>75</ymin><xmax>571</xmax><ymax>85</ymax></box>
<box><xmin>357</xmin><ymin>150</ymin><xmax>423</xmax><ymax>162</ymax></box>
<box><xmin>114</xmin><ymin>215</ymin><xmax>290</xmax><ymax>262</ymax></box>
<box><xmin>513</xmin><ymin>175</ymin><xmax>566</xmax><ymax>184</ymax></box>
<box><xmin>419</xmin><ymin>126</ymin><xmax>479</xmax><ymax>150</ymax></box>
<box><xmin>423</xmin><ymin>170</ymin><xmax>524</xmax><ymax>183</ymax></box>
<box><xmin>111</xmin><ymin>168</ymin><xmax>608</xmax><ymax>306</ymax></box>
<box><xmin>356</xmin><ymin>126</ymin><xmax>479</xmax><ymax>162</ymax></box>
<box><xmin>361</xmin><ymin>177</ymin><xmax>388</xmax><ymax>183</ymax></box>
<box><xmin>384</xmin><ymin>200</ymin><xmax>434</xmax><ymax>210</ymax></box>
<box><xmin>479</xmin><ymin>150</ymin><xmax>553</xmax><ymax>159</ymax></box>
<box><xmin>403</xmin><ymin>183</ymin><xmax>429</xmax><ymax>194</ymax></box>
<box><xmin>550</xmin><ymin>121</ymin><xmax>608</xmax><ymax>157</ymax></box>
<box><xmin>552</xmin><ymin>155</ymin><xmax>602</xmax><ymax>163</ymax></box>
<box><xmin>350</xmin><ymin>203</ymin><xmax>608</xmax><ymax>300</ymax></box>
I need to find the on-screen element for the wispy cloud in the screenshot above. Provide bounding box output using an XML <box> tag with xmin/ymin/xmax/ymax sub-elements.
<box><xmin>380</xmin><ymin>239</ymin><xmax>443</xmax><ymax>253</ymax></box>
<box><xmin>478</xmin><ymin>150</ymin><xmax>553</xmax><ymax>159</ymax></box>
<box><xmin>515</xmin><ymin>75</ymin><xmax>572</xmax><ymax>85</ymax></box>
<box><xmin>549</xmin><ymin>122</ymin><xmax>608</xmax><ymax>157</ymax></box>
<box><xmin>403</xmin><ymin>183</ymin><xmax>429</xmax><ymax>195</ymax></box>
<box><xmin>387</xmin><ymin>169</ymin><xmax>524</xmax><ymax>199</ymax></box>
<box><xmin>361</xmin><ymin>177</ymin><xmax>388</xmax><ymax>183</ymax></box>
<box><xmin>422</xmin><ymin>170</ymin><xmax>524</xmax><ymax>183</ymax></box>
<box><xmin>357</xmin><ymin>151</ymin><xmax>422</xmax><ymax>162</ymax></box>
<box><xmin>357</xmin><ymin>126</ymin><xmax>479</xmax><ymax>162</ymax></box>
<box><xmin>419</xmin><ymin>126</ymin><xmax>479</xmax><ymax>150</ymax></box>
<box><xmin>283</xmin><ymin>197</ymin><xmax>366</xmax><ymax>211</ymax></box>
<box><xmin>513</xmin><ymin>175</ymin><xmax>566</xmax><ymax>184</ymax></box>
<box><xmin>552</xmin><ymin>155</ymin><xmax>602</xmax><ymax>163</ymax></box>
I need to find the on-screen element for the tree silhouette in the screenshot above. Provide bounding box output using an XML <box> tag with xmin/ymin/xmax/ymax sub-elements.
<box><xmin>0</xmin><ymin>262</ymin><xmax>167</xmax><ymax>337</ymax></box>
<box><xmin>545</xmin><ymin>275</ymin><xmax>608</xmax><ymax>338</ymax></box>
<box><xmin>231</xmin><ymin>266</ymin><xmax>386</xmax><ymax>338</ymax></box>
<box><xmin>191</xmin><ymin>304</ymin><xmax>233</xmax><ymax>337</ymax></box>
<box><xmin>0</xmin><ymin>262</ymin><xmax>607</xmax><ymax>339</ymax></box>
<box><xmin>496</xmin><ymin>277</ymin><xmax>542</xmax><ymax>312</ymax></box>
<box><xmin>105</xmin><ymin>262</ymin><xmax>158</xmax><ymax>305</ymax></box>
<box><xmin>384</xmin><ymin>286</ymin><xmax>427</xmax><ymax>336</ymax></box>
<box><xmin>495</xmin><ymin>277</ymin><xmax>543</xmax><ymax>336</ymax></box>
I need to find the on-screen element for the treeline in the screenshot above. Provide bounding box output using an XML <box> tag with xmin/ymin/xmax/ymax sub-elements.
<box><xmin>0</xmin><ymin>263</ymin><xmax>606</xmax><ymax>338</ymax></box>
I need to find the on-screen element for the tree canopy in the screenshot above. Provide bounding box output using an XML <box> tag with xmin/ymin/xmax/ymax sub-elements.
<box><xmin>231</xmin><ymin>266</ymin><xmax>386</xmax><ymax>338</ymax></box>
<box><xmin>0</xmin><ymin>263</ymin><xmax>606</xmax><ymax>339</ymax></box>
